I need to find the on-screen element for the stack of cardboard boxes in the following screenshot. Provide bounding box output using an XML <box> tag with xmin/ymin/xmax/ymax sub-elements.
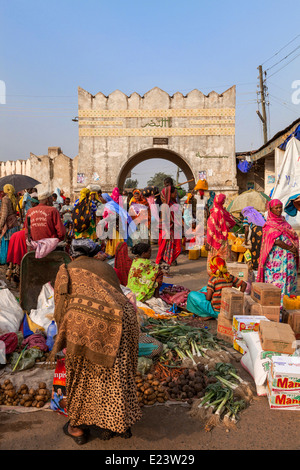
<box><xmin>244</xmin><ymin>282</ymin><xmax>281</xmax><ymax>322</ymax></box>
<box><xmin>266</xmin><ymin>356</ymin><xmax>300</xmax><ymax>410</ymax></box>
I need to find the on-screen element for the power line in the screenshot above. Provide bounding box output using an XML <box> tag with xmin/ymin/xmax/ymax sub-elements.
<box><xmin>269</xmin><ymin>93</ymin><xmax>299</xmax><ymax>115</ymax></box>
<box><xmin>262</xmin><ymin>33</ymin><xmax>300</xmax><ymax>65</ymax></box>
<box><xmin>265</xmin><ymin>44</ymin><xmax>300</xmax><ymax>72</ymax></box>
<box><xmin>266</xmin><ymin>51</ymin><xmax>300</xmax><ymax>79</ymax></box>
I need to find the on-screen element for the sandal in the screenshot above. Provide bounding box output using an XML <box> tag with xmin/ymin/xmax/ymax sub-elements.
<box><xmin>63</xmin><ymin>422</ymin><xmax>88</xmax><ymax>445</ymax></box>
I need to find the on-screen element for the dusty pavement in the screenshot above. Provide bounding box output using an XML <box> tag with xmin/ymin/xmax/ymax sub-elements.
<box><xmin>0</xmin><ymin>250</ymin><xmax>299</xmax><ymax>452</ymax></box>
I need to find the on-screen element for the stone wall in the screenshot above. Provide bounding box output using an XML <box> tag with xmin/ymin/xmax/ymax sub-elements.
<box><xmin>76</xmin><ymin>86</ymin><xmax>238</xmax><ymax>196</ymax></box>
<box><xmin>0</xmin><ymin>147</ymin><xmax>78</xmax><ymax>201</ymax></box>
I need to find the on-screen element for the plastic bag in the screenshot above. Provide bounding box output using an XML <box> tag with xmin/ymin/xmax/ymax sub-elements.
<box><xmin>10</xmin><ymin>348</ymin><xmax>43</xmax><ymax>371</ymax></box>
<box><xmin>0</xmin><ymin>289</ymin><xmax>24</xmax><ymax>334</ymax></box>
<box><xmin>0</xmin><ymin>340</ymin><xmax>6</xmax><ymax>365</ymax></box>
<box><xmin>29</xmin><ymin>283</ymin><xmax>55</xmax><ymax>332</ymax></box>
<box><xmin>137</xmin><ymin>357</ymin><xmax>153</xmax><ymax>375</ymax></box>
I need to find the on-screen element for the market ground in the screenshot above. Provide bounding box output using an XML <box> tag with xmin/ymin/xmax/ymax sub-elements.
<box><xmin>0</xmin><ymin>249</ymin><xmax>299</xmax><ymax>452</ymax></box>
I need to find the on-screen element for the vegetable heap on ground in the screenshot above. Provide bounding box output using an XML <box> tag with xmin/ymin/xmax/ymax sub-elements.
<box><xmin>140</xmin><ymin>317</ymin><xmax>254</xmax><ymax>430</ymax></box>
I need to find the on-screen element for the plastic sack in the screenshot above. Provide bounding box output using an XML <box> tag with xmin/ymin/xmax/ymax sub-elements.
<box><xmin>29</xmin><ymin>282</ymin><xmax>55</xmax><ymax>332</ymax></box>
<box><xmin>240</xmin><ymin>331</ymin><xmax>291</xmax><ymax>396</ymax></box>
<box><xmin>0</xmin><ymin>288</ymin><xmax>24</xmax><ymax>334</ymax></box>
<box><xmin>0</xmin><ymin>340</ymin><xmax>6</xmax><ymax>365</ymax></box>
<box><xmin>10</xmin><ymin>348</ymin><xmax>43</xmax><ymax>371</ymax></box>
<box><xmin>137</xmin><ymin>357</ymin><xmax>153</xmax><ymax>375</ymax></box>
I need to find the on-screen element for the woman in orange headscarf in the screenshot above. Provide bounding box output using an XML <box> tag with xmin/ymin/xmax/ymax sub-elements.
<box><xmin>129</xmin><ymin>189</ymin><xmax>151</xmax><ymax>244</ymax></box>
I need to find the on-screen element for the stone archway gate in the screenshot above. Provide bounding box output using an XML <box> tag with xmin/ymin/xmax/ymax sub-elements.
<box><xmin>76</xmin><ymin>86</ymin><xmax>238</xmax><ymax>195</ymax></box>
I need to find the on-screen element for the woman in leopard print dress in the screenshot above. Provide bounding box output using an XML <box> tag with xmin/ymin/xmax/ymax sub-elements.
<box><xmin>51</xmin><ymin>242</ymin><xmax>142</xmax><ymax>445</ymax></box>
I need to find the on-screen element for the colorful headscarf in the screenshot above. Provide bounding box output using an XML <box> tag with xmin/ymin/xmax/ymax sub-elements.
<box><xmin>3</xmin><ymin>184</ymin><xmax>17</xmax><ymax>210</ymax></box>
<box><xmin>207</xmin><ymin>191</ymin><xmax>216</xmax><ymax>211</ymax></box>
<box><xmin>241</xmin><ymin>206</ymin><xmax>266</xmax><ymax>227</ymax></box>
<box><xmin>90</xmin><ymin>191</ymin><xmax>100</xmax><ymax>202</ymax></box>
<box><xmin>257</xmin><ymin>199</ymin><xmax>299</xmax><ymax>282</ymax></box>
<box><xmin>102</xmin><ymin>193</ymin><xmax>136</xmax><ymax>238</ymax></box>
<box><xmin>111</xmin><ymin>187</ymin><xmax>121</xmax><ymax>204</ymax></box>
<box><xmin>206</xmin><ymin>194</ymin><xmax>236</xmax><ymax>250</ymax></box>
<box><xmin>209</xmin><ymin>255</ymin><xmax>230</xmax><ymax>281</ymax></box>
<box><xmin>79</xmin><ymin>188</ymin><xmax>90</xmax><ymax>203</ymax></box>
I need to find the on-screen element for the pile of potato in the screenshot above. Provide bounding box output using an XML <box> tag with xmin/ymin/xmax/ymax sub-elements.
<box><xmin>160</xmin><ymin>363</ymin><xmax>212</xmax><ymax>404</ymax></box>
<box><xmin>0</xmin><ymin>380</ymin><xmax>51</xmax><ymax>408</ymax></box>
<box><xmin>135</xmin><ymin>372</ymin><xmax>169</xmax><ymax>406</ymax></box>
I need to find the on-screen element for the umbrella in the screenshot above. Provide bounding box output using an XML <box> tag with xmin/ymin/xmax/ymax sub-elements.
<box><xmin>0</xmin><ymin>174</ymin><xmax>41</xmax><ymax>193</ymax></box>
<box><xmin>227</xmin><ymin>190</ymin><xmax>270</xmax><ymax>213</ymax></box>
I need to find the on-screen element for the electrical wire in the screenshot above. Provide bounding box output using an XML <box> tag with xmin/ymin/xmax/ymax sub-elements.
<box><xmin>262</xmin><ymin>33</ymin><xmax>300</xmax><ymax>65</ymax></box>
<box><xmin>265</xmin><ymin>51</ymin><xmax>300</xmax><ymax>80</ymax></box>
<box><xmin>265</xmin><ymin>44</ymin><xmax>300</xmax><ymax>72</ymax></box>
<box><xmin>269</xmin><ymin>93</ymin><xmax>299</xmax><ymax>115</ymax></box>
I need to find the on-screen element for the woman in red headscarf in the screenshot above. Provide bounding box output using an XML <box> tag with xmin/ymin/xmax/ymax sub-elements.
<box><xmin>206</xmin><ymin>193</ymin><xmax>236</xmax><ymax>272</ymax></box>
<box><xmin>257</xmin><ymin>199</ymin><xmax>299</xmax><ymax>303</ymax></box>
<box><xmin>155</xmin><ymin>186</ymin><xmax>182</xmax><ymax>270</ymax></box>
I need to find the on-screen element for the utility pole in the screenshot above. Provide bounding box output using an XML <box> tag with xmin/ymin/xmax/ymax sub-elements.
<box><xmin>257</xmin><ymin>65</ymin><xmax>268</xmax><ymax>144</ymax></box>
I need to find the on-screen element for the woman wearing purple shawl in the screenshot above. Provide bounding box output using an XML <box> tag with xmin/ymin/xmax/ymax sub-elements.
<box><xmin>241</xmin><ymin>206</ymin><xmax>266</xmax><ymax>271</ymax></box>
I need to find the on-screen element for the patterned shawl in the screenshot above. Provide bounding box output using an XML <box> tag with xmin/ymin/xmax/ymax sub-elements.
<box><xmin>206</xmin><ymin>194</ymin><xmax>236</xmax><ymax>250</ymax></box>
<box><xmin>257</xmin><ymin>199</ymin><xmax>299</xmax><ymax>282</ymax></box>
<box><xmin>51</xmin><ymin>257</ymin><xmax>128</xmax><ymax>368</ymax></box>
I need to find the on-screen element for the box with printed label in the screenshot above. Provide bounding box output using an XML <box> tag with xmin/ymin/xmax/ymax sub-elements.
<box><xmin>227</xmin><ymin>262</ymin><xmax>249</xmax><ymax>281</ymax></box>
<box><xmin>217</xmin><ymin>311</ymin><xmax>234</xmax><ymax>344</ymax></box>
<box><xmin>266</xmin><ymin>379</ymin><xmax>300</xmax><ymax>410</ymax></box>
<box><xmin>259</xmin><ymin>321</ymin><xmax>297</xmax><ymax>355</ymax></box>
<box><xmin>232</xmin><ymin>315</ymin><xmax>269</xmax><ymax>354</ymax></box>
<box><xmin>251</xmin><ymin>282</ymin><xmax>281</xmax><ymax>306</ymax></box>
<box><xmin>220</xmin><ymin>287</ymin><xmax>244</xmax><ymax>320</ymax></box>
<box><xmin>268</xmin><ymin>356</ymin><xmax>300</xmax><ymax>392</ymax></box>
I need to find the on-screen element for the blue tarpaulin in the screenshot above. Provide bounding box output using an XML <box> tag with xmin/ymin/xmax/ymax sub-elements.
<box><xmin>279</xmin><ymin>124</ymin><xmax>300</xmax><ymax>151</ymax></box>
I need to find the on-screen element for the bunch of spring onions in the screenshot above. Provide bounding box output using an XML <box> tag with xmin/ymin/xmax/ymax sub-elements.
<box><xmin>190</xmin><ymin>362</ymin><xmax>253</xmax><ymax>430</ymax></box>
<box><xmin>142</xmin><ymin>318</ymin><xmax>227</xmax><ymax>366</ymax></box>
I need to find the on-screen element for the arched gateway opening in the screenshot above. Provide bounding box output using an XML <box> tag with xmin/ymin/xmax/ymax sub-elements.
<box><xmin>117</xmin><ymin>148</ymin><xmax>195</xmax><ymax>190</ymax></box>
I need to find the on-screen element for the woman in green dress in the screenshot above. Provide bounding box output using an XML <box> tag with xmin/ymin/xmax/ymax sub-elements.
<box><xmin>127</xmin><ymin>243</ymin><xmax>163</xmax><ymax>302</ymax></box>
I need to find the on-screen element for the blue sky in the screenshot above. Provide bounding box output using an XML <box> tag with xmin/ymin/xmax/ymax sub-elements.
<box><xmin>1</xmin><ymin>0</ymin><xmax>300</xmax><ymax>186</ymax></box>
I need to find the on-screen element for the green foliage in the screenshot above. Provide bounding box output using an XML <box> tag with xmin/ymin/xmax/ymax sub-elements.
<box><xmin>147</xmin><ymin>172</ymin><xmax>173</xmax><ymax>191</ymax></box>
<box><xmin>125</xmin><ymin>178</ymin><xmax>139</xmax><ymax>188</ymax></box>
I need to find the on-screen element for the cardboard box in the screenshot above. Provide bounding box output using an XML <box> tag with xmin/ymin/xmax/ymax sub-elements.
<box><xmin>251</xmin><ymin>282</ymin><xmax>281</xmax><ymax>306</ymax></box>
<box><xmin>220</xmin><ymin>287</ymin><xmax>244</xmax><ymax>320</ymax></box>
<box><xmin>244</xmin><ymin>294</ymin><xmax>280</xmax><ymax>321</ymax></box>
<box><xmin>217</xmin><ymin>311</ymin><xmax>234</xmax><ymax>344</ymax></box>
<box><xmin>259</xmin><ymin>321</ymin><xmax>297</xmax><ymax>355</ymax></box>
<box><xmin>269</xmin><ymin>356</ymin><xmax>300</xmax><ymax>392</ymax></box>
<box><xmin>227</xmin><ymin>262</ymin><xmax>249</xmax><ymax>281</ymax></box>
<box><xmin>285</xmin><ymin>310</ymin><xmax>300</xmax><ymax>339</ymax></box>
<box><xmin>266</xmin><ymin>379</ymin><xmax>300</xmax><ymax>410</ymax></box>
<box><xmin>232</xmin><ymin>315</ymin><xmax>269</xmax><ymax>354</ymax></box>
